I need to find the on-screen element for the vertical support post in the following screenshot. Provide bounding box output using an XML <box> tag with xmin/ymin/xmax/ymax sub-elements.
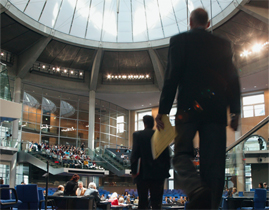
<box><xmin>45</xmin><ymin>161</ymin><xmax>49</xmax><ymax>210</ymax></box>
<box><xmin>210</xmin><ymin>0</ymin><xmax>213</xmax><ymax>34</ymax></box>
<box><xmin>88</xmin><ymin>91</ymin><xmax>95</xmax><ymax>151</ymax></box>
<box><xmin>10</xmin><ymin>153</ymin><xmax>17</xmax><ymax>188</ymax></box>
<box><xmin>12</xmin><ymin>78</ymin><xmax>21</xmax><ymax>140</ymax></box>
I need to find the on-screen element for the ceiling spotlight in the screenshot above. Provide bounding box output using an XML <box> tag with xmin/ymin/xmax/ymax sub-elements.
<box><xmin>42</xmin><ymin>65</ymin><xmax>46</xmax><ymax>69</ymax></box>
<box><xmin>123</xmin><ymin>75</ymin><xmax>126</xmax><ymax>79</ymax></box>
<box><xmin>64</xmin><ymin>69</ymin><xmax>67</xmax><ymax>73</ymax></box>
<box><xmin>80</xmin><ymin>72</ymin><xmax>83</xmax><ymax>76</ymax></box>
<box><xmin>56</xmin><ymin>68</ymin><xmax>60</xmax><ymax>71</ymax></box>
<box><xmin>1</xmin><ymin>52</ymin><xmax>4</xmax><ymax>56</ymax></box>
<box><xmin>52</xmin><ymin>67</ymin><xmax>55</xmax><ymax>70</ymax></box>
<box><xmin>242</xmin><ymin>50</ymin><xmax>250</xmax><ymax>57</ymax></box>
<box><xmin>111</xmin><ymin>75</ymin><xmax>114</xmax><ymax>78</ymax></box>
<box><xmin>146</xmin><ymin>74</ymin><xmax>149</xmax><ymax>78</ymax></box>
<box><xmin>141</xmin><ymin>75</ymin><xmax>144</xmax><ymax>79</ymax></box>
<box><xmin>119</xmin><ymin>75</ymin><xmax>121</xmax><ymax>78</ymax></box>
<box><xmin>252</xmin><ymin>44</ymin><xmax>262</xmax><ymax>52</ymax></box>
<box><xmin>70</xmin><ymin>70</ymin><xmax>74</xmax><ymax>74</ymax></box>
<box><xmin>107</xmin><ymin>74</ymin><xmax>111</xmax><ymax>79</ymax></box>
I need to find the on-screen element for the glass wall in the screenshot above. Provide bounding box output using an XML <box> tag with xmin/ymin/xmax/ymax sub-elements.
<box><xmin>21</xmin><ymin>84</ymin><xmax>129</xmax><ymax>148</ymax></box>
<box><xmin>95</xmin><ymin>99</ymin><xmax>128</xmax><ymax>149</ymax></box>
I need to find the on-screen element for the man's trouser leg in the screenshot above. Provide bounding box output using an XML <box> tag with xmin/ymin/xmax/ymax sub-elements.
<box><xmin>173</xmin><ymin>122</ymin><xmax>202</xmax><ymax>196</ymax></box>
<box><xmin>199</xmin><ymin>123</ymin><xmax>226</xmax><ymax>209</ymax></box>
<box><xmin>149</xmin><ymin>180</ymin><xmax>164</xmax><ymax>209</ymax></box>
<box><xmin>137</xmin><ymin>181</ymin><xmax>149</xmax><ymax>209</ymax></box>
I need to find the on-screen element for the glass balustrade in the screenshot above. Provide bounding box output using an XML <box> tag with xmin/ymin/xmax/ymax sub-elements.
<box><xmin>0</xmin><ymin>62</ymin><xmax>12</xmax><ymax>101</ymax></box>
<box><xmin>225</xmin><ymin>116</ymin><xmax>269</xmax><ymax>192</ymax></box>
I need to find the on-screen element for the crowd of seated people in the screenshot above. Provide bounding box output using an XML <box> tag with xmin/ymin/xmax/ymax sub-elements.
<box><xmin>28</xmin><ymin>142</ymin><xmax>104</xmax><ymax>170</ymax></box>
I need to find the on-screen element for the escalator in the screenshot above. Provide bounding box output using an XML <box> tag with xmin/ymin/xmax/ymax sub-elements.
<box><xmin>92</xmin><ymin>148</ymin><xmax>131</xmax><ymax>177</ymax></box>
<box><xmin>18</xmin><ymin>150</ymin><xmax>109</xmax><ymax>177</ymax></box>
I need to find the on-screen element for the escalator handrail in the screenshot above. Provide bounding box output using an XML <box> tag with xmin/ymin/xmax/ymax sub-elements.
<box><xmin>226</xmin><ymin>115</ymin><xmax>269</xmax><ymax>152</ymax></box>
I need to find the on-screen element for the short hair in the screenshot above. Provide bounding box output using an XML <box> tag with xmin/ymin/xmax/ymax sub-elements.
<box><xmin>78</xmin><ymin>181</ymin><xmax>83</xmax><ymax>185</ymax></box>
<box><xmin>70</xmin><ymin>174</ymin><xmax>80</xmax><ymax>181</ymax></box>
<box><xmin>88</xmin><ymin>182</ymin><xmax>96</xmax><ymax>189</ymax></box>
<box><xmin>58</xmin><ymin>185</ymin><xmax>64</xmax><ymax>190</ymax></box>
<box><xmin>190</xmin><ymin>8</ymin><xmax>209</xmax><ymax>26</ymax></box>
<box><xmin>143</xmin><ymin>115</ymin><xmax>154</xmax><ymax>129</ymax></box>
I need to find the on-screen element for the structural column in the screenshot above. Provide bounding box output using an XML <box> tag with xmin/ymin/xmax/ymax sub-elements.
<box><xmin>12</xmin><ymin>77</ymin><xmax>22</xmax><ymax>140</ymax></box>
<box><xmin>9</xmin><ymin>153</ymin><xmax>17</xmax><ymax>188</ymax></box>
<box><xmin>88</xmin><ymin>91</ymin><xmax>95</xmax><ymax>151</ymax></box>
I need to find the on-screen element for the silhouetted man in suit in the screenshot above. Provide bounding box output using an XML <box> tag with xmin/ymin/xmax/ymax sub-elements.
<box><xmin>155</xmin><ymin>8</ymin><xmax>241</xmax><ymax>209</ymax></box>
<box><xmin>131</xmin><ymin>115</ymin><xmax>170</xmax><ymax>209</ymax></box>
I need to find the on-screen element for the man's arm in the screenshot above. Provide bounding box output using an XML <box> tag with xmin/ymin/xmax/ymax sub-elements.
<box><xmin>156</xmin><ymin>36</ymin><xmax>184</xmax><ymax>130</ymax></box>
<box><xmin>130</xmin><ymin>132</ymin><xmax>141</xmax><ymax>176</ymax></box>
<box><xmin>226</xmin><ymin>43</ymin><xmax>241</xmax><ymax>131</ymax></box>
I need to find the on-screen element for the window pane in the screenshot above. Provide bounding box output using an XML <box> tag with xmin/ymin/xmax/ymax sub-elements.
<box><xmin>254</xmin><ymin>104</ymin><xmax>265</xmax><ymax>116</ymax></box>
<box><xmin>243</xmin><ymin>106</ymin><xmax>253</xmax><ymax>118</ymax></box>
<box><xmin>243</xmin><ymin>94</ymin><xmax>264</xmax><ymax>105</ymax></box>
<box><xmin>138</xmin><ymin>111</ymin><xmax>152</xmax><ymax>120</ymax></box>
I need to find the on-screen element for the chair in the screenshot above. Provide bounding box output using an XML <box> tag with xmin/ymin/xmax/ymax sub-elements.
<box><xmin>238</xmin><ymin>192</ymin><xmax>244</xmax><ymax>197</ymax></box>
<box><xmin>0</xmin><ymin>187</ymin><xmax>22</xmax><ymax>209</ymax></box>
<box><xmin>38</xmin><ymin>189</ymin><xmax>55</xmax><ymax>209</ymax></box>
<box><xmin>239</xmin><ymin>189</ymin><xmax>267</xmax><ymax>210</ymax></box>
<box><xmin>17</xmin><ymin>184</ymin><xmax>39</xmax><ymax>209</ymax></box>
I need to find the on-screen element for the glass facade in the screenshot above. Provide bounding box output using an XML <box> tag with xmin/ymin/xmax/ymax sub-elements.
<box><xmin>21</xmin><ymin>84</ymin><xmax>129</xmax><ymax>149</ymax></box>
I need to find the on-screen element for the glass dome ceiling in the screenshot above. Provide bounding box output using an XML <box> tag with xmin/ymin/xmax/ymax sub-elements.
<box><xmin>9</xmin><ymin>0</ymin><xmax>233</xmax><ymax>43</ymax></box>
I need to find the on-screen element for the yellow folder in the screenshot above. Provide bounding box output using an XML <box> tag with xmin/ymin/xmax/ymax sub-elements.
<box><xmin>151</xmin><ymin>115</ymin><xmax>177</xmax><ymax>159</ymax></box>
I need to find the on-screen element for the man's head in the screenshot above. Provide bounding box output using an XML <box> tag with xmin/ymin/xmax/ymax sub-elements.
<box><xmin>263</xmin><ymin>182</ymin><xmax>267</xmax><ymax>188</ymax></box>
<box><xmin>78</xmin><ymin>181</ymin><xmax>83</xmax><ymax>189</ymax></box>
<box><xmin>143</xmin><ymin>115</ymin><xmax>154</xmax><ymax>129</ymax></box>
<box><xmin>88</xmin><ymin>182</ymin><xmax>96</xmax><ymax>189</ymax></box>
<box><xmin>190</xmin><ymin>8</ymin><xmax>210</xmax><ymax>29</ymax></box>
<box><xmin>58</xmin><ymin>185</ymin><xmax>64</xmax><ymax>191</ymax></box>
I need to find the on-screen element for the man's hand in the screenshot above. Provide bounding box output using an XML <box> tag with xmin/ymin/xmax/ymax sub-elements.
<box><xmin>155</xmin><ymin>114</ymin><xmax>164</xmax><ymax>131</ymax></box>
<box><xmin>230</xmin><ymin>114</ymin><xmax>239</xmax><ymax>131</ymax></box>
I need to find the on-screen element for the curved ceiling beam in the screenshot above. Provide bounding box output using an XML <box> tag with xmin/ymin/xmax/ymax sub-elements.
<box><xmin>238</xmin><ymin>4</ymin><xmax>268</xmax><ymax>24</ymax></box>
<box><xmin>89</xmin><ymin>48</ymin><xmax>103</xmax><ymax>91</ymax></box>
<box><xmin>17</xmin><ymin>36</ymin><xmax>51</xmax><ymax>79</ymax></box>
<box><xmin>148</xmin><ymin>48</ymin><xmax>164</xmax><ymax>91</ymax></box>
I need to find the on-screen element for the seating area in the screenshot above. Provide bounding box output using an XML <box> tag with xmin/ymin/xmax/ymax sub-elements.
<box><xmin>27</xmin><ymin>142</ymin><xmax>104</xmax><ymax>170</ymax></box>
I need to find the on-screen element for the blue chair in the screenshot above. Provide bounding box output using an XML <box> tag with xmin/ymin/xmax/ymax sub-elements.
<box><xmin>17</xmin><ymin>184</ymin><xmax>39</xmax><ymax>209</ymax></box>
<box><xmin>38</xmin><ymin>189</ymin><xmax>55</xmax><ymax>209</ymax></box>
<box><xmin>239</xmin><ymin>188</ymin><xmax>267</xmax><ymax>210</ymax></box>
<box><xmin>238</xmin><ymin>191</ymin><xmax>244</xmax><ymax>197</ymax></box>
<box><xmin>0</xmin><ymin>187</ymin><xmax>22</xmax><ymax>209</ymax></box>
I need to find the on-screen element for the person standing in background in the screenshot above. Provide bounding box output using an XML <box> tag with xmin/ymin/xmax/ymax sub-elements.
<box><xmin>131</xmin><ymin>115</ymin><xmax>170</xmax><ymax>209</ymax></box>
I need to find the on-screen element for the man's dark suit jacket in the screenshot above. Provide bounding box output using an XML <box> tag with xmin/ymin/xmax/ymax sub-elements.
<box><xmin>159</xmin><ymin>28</ymin><xmax>241</xmax><ymax>124</ymax></box>
<box><xmin>131</xmin><ymin>128</ymin><xmax>170</xmax><ymax>183</ymax></box>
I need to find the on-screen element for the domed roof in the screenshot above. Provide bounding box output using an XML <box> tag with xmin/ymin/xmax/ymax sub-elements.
<box><xmin>9</xmin><ymin>0</ymin><xmax>233</xmax><ymax>43</ymax></box>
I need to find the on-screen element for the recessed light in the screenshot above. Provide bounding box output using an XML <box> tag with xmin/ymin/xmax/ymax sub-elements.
<box><xmin>254</xmin><ymin>86</ymin><xmax>256</xmax><ymax>88</ymax></box>
<box><xmin>141</xmin><ymin>105</ymin><xmax>144</xmax><ymax>106</ymax></box>
<box><xmin>149</xmin><ymin>103</ymin><xmax>151</xmax><ymax>105</ymax></box>
<box><xmin>243</xmin><ymin>88</ymin><xmax>245</xmax><ymax>90</ymax></box>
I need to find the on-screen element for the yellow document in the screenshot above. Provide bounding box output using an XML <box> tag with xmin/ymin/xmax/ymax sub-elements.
<box><xmin>151</xmin><ymin>115</ymin><xmax>176</xmax><ymax>159</ymax></box>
